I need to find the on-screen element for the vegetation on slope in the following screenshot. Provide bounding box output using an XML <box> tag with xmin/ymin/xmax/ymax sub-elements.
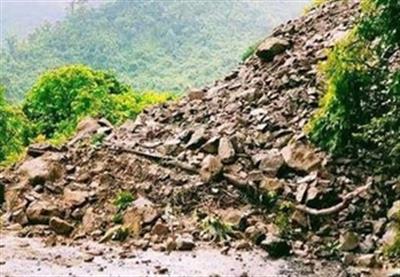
<box><xmin>0</xmin><ymin>65</ymin><xmax>174</xmax><ymax>165</ymax></box>
<box><xmin>0</xmin><ymin>0</ymin><xmax>306</xmax><ymax>101</ymax></box>
<box><xmin>309</xmin><ymin>0</ymin><xmax>400</xmax><ymax>175</ymax></box>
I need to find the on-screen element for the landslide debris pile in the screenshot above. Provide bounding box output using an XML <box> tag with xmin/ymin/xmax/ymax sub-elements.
<box><xmin>1</xmin><ymin>0</ymin><xmax>399</xmax><ymax>268</ymax></box>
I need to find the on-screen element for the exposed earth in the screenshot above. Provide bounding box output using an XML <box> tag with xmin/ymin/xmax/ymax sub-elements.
<box><xmin>0</xmin><ymin>0</ymin><xmax>399</xmax><ymax>276</ymax></box>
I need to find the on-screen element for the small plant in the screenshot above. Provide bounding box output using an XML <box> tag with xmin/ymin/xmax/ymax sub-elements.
<box><xmin>241</xmin><ymin>42</ymin><xmax>260</xmax><ymax>62</ymax></box>
<box><xmin>91</xmin><ymin>133</ymin><xmax>105</xmax><ymax>147</ymax></box>
<box><xmin>201</xmin><ymin>216</ymin><xmax>234</xmax><ymax>241</ymax></box>
<box><xmin>113</xmin><ymin>191</ymin><xmax>134</xmax><ymax>211</ymax></box>
<box><xmin>112</xmin><ymin>212</ymin><xmax>124</xmax><ymax>224</ymax></box>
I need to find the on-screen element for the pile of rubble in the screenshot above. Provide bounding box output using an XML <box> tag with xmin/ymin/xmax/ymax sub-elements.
<box><xmin>1</xmin><ymin>0</ymin><xmax>398</xmax><ymax>270</ymax></box>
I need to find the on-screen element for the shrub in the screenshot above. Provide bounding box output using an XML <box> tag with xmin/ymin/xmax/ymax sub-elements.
<box><xmin>22</xmin><ymin>65</ymin><xmax>175</xmax><ymax>141</ymax></box>
<box><xmin>0</xmin><ymin>86</ymin><xmax>30</xmax><ymax>164</ymax></box>
<box><xmin>309</xmin><ymin>0</ymin><xmax>400</xmax><ymax>174</ymax></box>
<box><xmin>114</xmin><ymin>191</ymin><xmax>135</xmax><ymax>211</ymax></box>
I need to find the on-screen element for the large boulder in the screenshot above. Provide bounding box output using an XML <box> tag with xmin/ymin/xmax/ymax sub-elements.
<box><xmin>49</xmin><ymin>217</ymin><xmax>74</xmax><ymax>235</ymax></box>
<box><xmin>19</xmin><ymin>153</ymin><xmax>64</xmax><ymax>185</ymax></box>
<box><xmin>26</xmin><ymin>200</ymin><xmax>62</xmax><ymax>224</ymax></box>
<box><xmin>256</xmin><ymin>37</ymin><xmax>290</xmax><ymax>62</ymax></box>
<box><xmin>281</xmin><ymin>143</ymin><xmax>322</xmax><ymax>172</ymax></box>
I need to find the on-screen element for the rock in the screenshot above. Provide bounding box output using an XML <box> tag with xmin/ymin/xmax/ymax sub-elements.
<box><xmin>99</xmin><ymin>225</ymin><xmax>129</xmax><ymax>243</ymax></box>
<box><xmin>260</xmin><ymin>235</ymin><xmax>291</xmax><ymax>257</ymax></box>
<box><xmin>122</xmin><ymin>208</ymin><xmax>143</xmax><ymax>237</ymax></box>
<box><xmin>12</xmin><ymin>209</ymin><xmax>28</xmax><ymax>226</ymax></box>
<box><xmin>339</xmin><ymin>231</ymin><xmax>359</xmax><ymax>251</ymax></box>
<box><xmin>291</xmin><ymin>210</ymin><xmax>308</xmax><ymax>228</ymax></box>
<box><xmin>256</xmin><ymin>37</ymin><xmax>290</xmax><ymax>61</ymax></box>
<box><xmin>295</xmin><ymin>183</ymin><xmax>308</xmax><ymax>203</ymax></box>
<box><xmin>218</xmin><ymin>137</ymin><xmax>236</xmax><ymax>164</ymax></box>
<box><xmin>176</xmin><ymin>235</ymin><xmax>196</xmax><ymax>251</ymax></box>
<box><xmin>259</xmin><ymin>177</ymin><xmax>286</xmax><ymax>194</ymax></box>
<box><xmin>381</xmin><ymin>223</ymin><xmax>398</xmax><ymax>247</ymax></box>
<box><xmin>152</xmin><ymin>222</ymin><xmax>170</xmax><ymax>237</ymax></box>
<box><xmin>165</xmin><ymin>237</ymin><xmax>177</xmax><ymax>251</ymax></box>
<box><xmin>281</xmin><ymin>143</ymin><xmax>322</xmax><ymax>172</ymax></box>
<box><xmin>235</xmin><ymin>240</ymin><xmax>252</xmax><ymax>251</ymax></box>
<box><xmin>26</xmin><ymin>200</ymin><xmax>61</xmax><ymax>224</ymax></box>
<box><xmin>49</xmin><ymin>217</ymin><xmax>74</xmax><ymax>235</ymax></box>
<box><xmin>199</xmin><ymin>155</ymin><xmax>223</xmax><ymax>183</ymax></box>
<box><xmin>62</xmin><ymin>188</ymin><xmax>89</xmax><ymax>208</ymax></box>
<box><xmin>186</xmin><ymin>127</ymin><xmax>207</xmax><ymax>149</ymax></box>
<box><xmin>218</xmin><ymin>208</ymin><xmax>245</xmax><ymax>228</ymax></box>
<box><xmin>388</xmin><ymin>200</ymin><xmax>400</xmax><ymax>222</ymax></box>
<box><xmin>354</xmin><ymin>254</ymin><xmax>375</xmax><ymax>267</ymax></box>
<box><xmin>122</xmin><ymin>196</ymin><xmax>159</xmax><ymax>236</ymax></box>
<box><xmin>187</xmin><ymin>88</ymin><xmax>204</xmax><ymax>101</ymax></box>
<box><xmin>257</xmin><ymin>149</ymin><xmax>284</xmax><ymax>176</ymax></box>
<box><xmin>244</xmin><ymin>224</ymin><xmax>267</xmax><ymax>244</ymax></box>
<box><xmin>202</xmin><ymin>136</ymin><xmax>220</xmax><ymax>154</ymax></box>
<box><xmin>70</xmin><ymin>117</ymin><xmax>101</xmax><ymax>144</ymax></box>
<box><xmin>82</xmin><ymin>208</ymin><xmax>101</xmax><ymax>234</ymax></box>
<box><xmin>133</xmin><ymin>196</ymin><xmax>160</xmax><ymax>224</ymax></box>
<box><xmin>19</xmin><ymin>153</ymin><xmax>63</xmax><ymax>185</ymax></box>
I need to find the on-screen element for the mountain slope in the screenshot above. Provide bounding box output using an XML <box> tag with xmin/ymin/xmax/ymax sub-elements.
<box><xmin>0</xmin><ymin>0</ymin><xmax>307</xmax><ymax>100</ymax></box>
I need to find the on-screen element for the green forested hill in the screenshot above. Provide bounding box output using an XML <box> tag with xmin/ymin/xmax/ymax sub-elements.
<box><xmin>1</xmin><ymin>0</ymin><xmax>307</xmax><ymax>100</ymax></box>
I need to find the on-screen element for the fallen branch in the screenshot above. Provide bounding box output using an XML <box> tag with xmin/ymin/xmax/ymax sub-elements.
<box><xmin>107</xmin><ymin>143</ymin><xmax>198</xmax><ymax>174</ymax></box>
<box><xmin>295</xmin><ymin>182</ymin><xmax>371</xmax><ymax>216</ymax></box>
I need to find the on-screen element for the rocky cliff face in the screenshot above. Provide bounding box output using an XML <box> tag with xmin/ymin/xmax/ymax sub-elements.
<box><xmin>1</xmin><ymin>0</ymin><xmax>398</xmax><ymax>271</ymax></box>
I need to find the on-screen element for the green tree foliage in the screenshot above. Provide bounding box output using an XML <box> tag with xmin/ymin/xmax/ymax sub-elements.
<box><xmin>0</xmin><ymin>85</ymin><xmax>29</xmax><ymax>163</ymax></box>
<box><xmin>0</xmin><ymin>65</ymin><xmax>174</xmax><ymax>164</ymax></box>
<box><xmin>23</xmin><ymin>65</ymin><xmax>174</xmax><ymax>140</ymax></box>
<box><xmin>1</xmin><ymin>0</ymin><xmax>306</xmax><ymax>101</ymax></box>
<box><xmin>309</xmin><ymin>0</ymin><xmax>400</xmax><ymax>174</ymax></box>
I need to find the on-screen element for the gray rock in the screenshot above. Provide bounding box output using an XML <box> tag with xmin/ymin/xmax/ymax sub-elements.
<box><xmin>218</xmin><ymin>137</ymin><xmax>236</xmax><ymax>164</ymax></box>
<box><xmin>260</xmin><ymin>235</ymin><xmax>291</xmax><ymax>257</ymax></box>
<box><xmin>26</xmin><ymin>200</ymin><xmax>61</xmax><ymax>224</ymax></box>
<box><xmin>176</xmin><ymin>236</ymin><xmax>196</xmax><ymax>251</ymax></box>
<box><xmin>49</xmin><ymin>217</ymin><xmax>74</xmax><ymax>235</ymax></box>
<box><xmin>339</xmin><ymin>231</ymin><xmax>359</xmax><ymax>251</ymax></box>
<box><xmin>200</xmin><ymin>155</ymin><xmax>223</xmax><ymax>183</ymax></box>
<box><xmin>281</xmin><ymin>143</ymin><xmax>322</xmax><ymax>172</ymax></box>
<box><xmin>256</xmin><ymin>37</ymin><xmax>290</xmax><ymax>61</ymax></box>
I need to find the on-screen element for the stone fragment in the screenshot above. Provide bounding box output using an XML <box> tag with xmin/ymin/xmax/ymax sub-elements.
<box><xmin>187</xmin><ymin>88</ymin><xmax>204</xmax><ymax>101</ymax></box>
<box><xmin>218</xmin><ymin>137</ymin><xmax>236</xmax><ymax>164</ymax></box>
<box><xmin>201</xmin><ymin>136</ymin><xmax>220</xmax><ymax>154</ymax></box>
<box><xmin>281</xmin><ymin>143</ymin><xmax>322</xmax><ymax>172</ymax></box>
<box><xmin>291</xmin><ymin>210</ymin><xmax>307</xmax><ymax>228</ymax></box>
<box><xmin>186</xmin><ymin>127</ymin><xmax>207</xmax><ymax>149</ymax></box>
<box><xmin>260</xmin><ymin>235</ymin><xmax>291</xmax><ymax>257</ymax></box>
<box><xmin>19</xmin><ymin>153</ymin><xmax>63</xmax><ymax>185</ymax></box>
<box><xmin>176</xmin><ymin>235</ymin><xmax>196</xmax><ymax>251</ymax></box>
<box><xmin>152</xmin><ymin>222</ymin><xmax>170</xmax><ymax>237</ymax></box>
<box><xmin>354</xmin><ymin>254</ymin><xmax>375</xmax><ymax>267</ymax></box>
<box><xmin>82</xmin><ymin>208</ymin><xmax>101</xmax><ymax>234</ymax></box>
<box><xmin>49</xmin><ymin>217</ymin><xmax>74</xmax><ymax>235</ymax></box>
<box><xmin>63</xmin><ymin>188</ymin><xmax>89</xmax><ymax>208</ymax></box>
<box><xmin>259</xmin><ymin>177</ymin><xmax>285</xmax><ymax>194</ymax></box>
<box><xmin>199</xmin><ymin>155</ymin><xmax>223</xmax><ymax>183</ymax></box>
<box><xmin>339</xmin><ymin>231</ymin><xmax>359</xmax><ymax>251</ymax></box>
<box><xmin>388</xmin><ymin>200</ymin><xmax>400</xmax><ymax>222</ymax></box>
<box><xmin>256</xmin><ymin>37</ymin><xmax>290</xmax><ymax>61</ymax></box>
<box><xmin>257</xmin><ymin>149</ymin><xmax>285</xmax><ymax>176</ymax></box>
<box><xmin>26</xmin><ymin>200</ymin><xmax>61</xmax><ymax>224</ymax></box>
